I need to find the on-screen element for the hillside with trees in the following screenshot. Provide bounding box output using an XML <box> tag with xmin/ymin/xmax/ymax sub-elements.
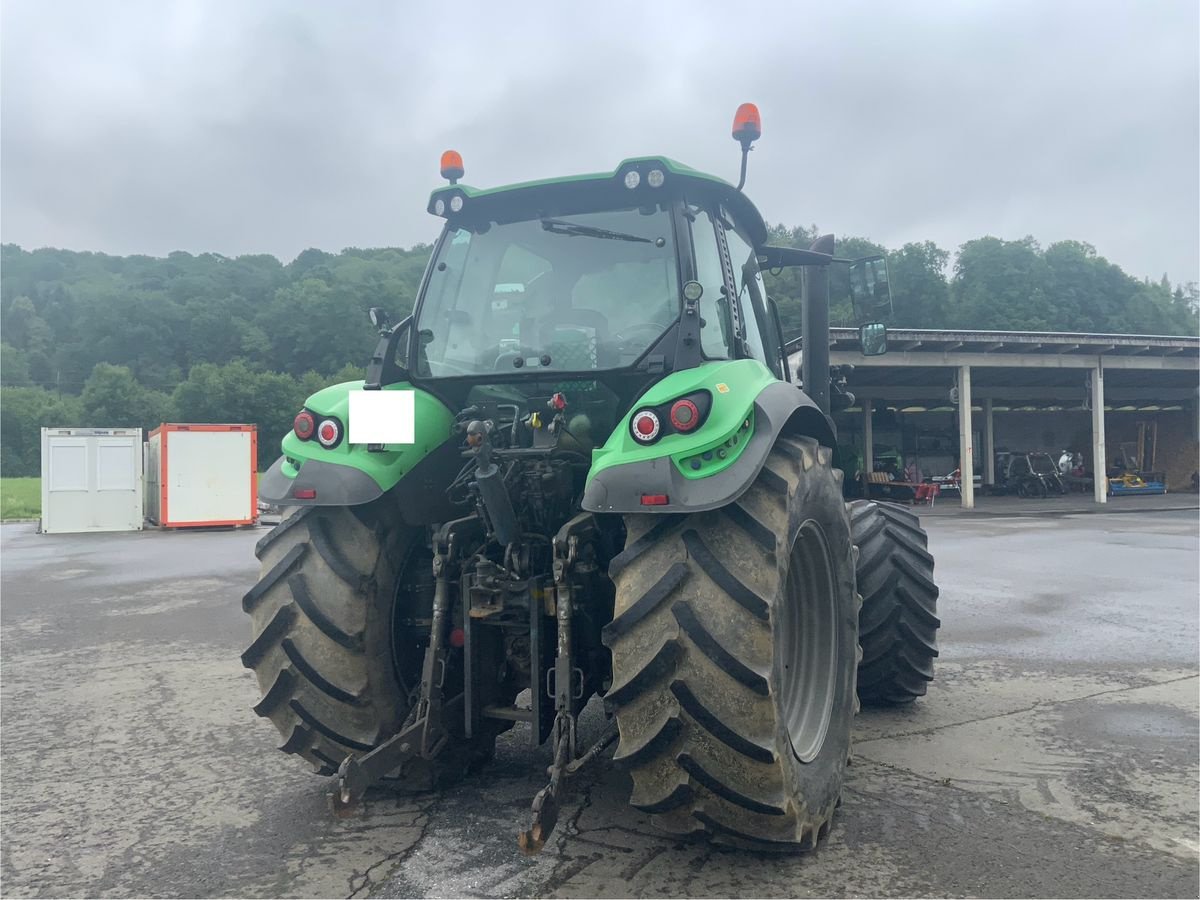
<box><xmin>1</xmin><ymin>235</ymin><xmax>1195</xmax><ymax>476</ymax></box>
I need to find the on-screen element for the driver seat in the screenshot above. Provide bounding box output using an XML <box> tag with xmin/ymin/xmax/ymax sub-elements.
<box><xmin>538</xmin><ymin>306</ymin><xmax>609</xmax><ymax>370</ymax></box>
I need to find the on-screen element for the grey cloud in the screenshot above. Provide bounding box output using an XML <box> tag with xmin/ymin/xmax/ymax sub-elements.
<box><xmin>2</xmin><ymin>0</ymin><xmax>1196</xmax><ymax>284</ymax></box>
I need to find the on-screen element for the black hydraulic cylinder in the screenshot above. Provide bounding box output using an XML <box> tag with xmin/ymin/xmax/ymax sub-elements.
<box><xmin>802</xmin><ymin>233</ymin><xmax>835</xmax><ymax>416</ymax></box>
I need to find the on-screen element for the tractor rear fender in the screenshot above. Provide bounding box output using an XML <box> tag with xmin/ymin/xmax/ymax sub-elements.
<box><xmin>582</xmin><ymin>359</ymin><xmax>836</xmax><ymax>515</ymax></box>
<box><xmin>259</xmin><ymin>380</ymin><xmax>455</xmax><ymax>509</ymax></box>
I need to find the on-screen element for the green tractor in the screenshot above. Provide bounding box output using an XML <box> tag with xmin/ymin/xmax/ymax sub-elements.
<box><xmin>242</xmin><ymin>105</ymin><xmax>940</xmax><ymax>852</ymax></box>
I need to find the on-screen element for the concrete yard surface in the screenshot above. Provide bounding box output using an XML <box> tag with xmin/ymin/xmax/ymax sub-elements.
<box><xmin>1</xmin><ymin>510</ymin><xmax>1197</xmax><ymax>898</ymax></box>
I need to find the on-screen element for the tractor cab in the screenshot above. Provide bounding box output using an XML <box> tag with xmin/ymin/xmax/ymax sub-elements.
<box><xmin>383</xmin><ymin>155</ymin><xmax>791</xmax><ymax>390</ymax></box>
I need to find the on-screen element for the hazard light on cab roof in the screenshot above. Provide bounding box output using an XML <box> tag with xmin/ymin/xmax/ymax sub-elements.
<box><xmin>732</xmin><ymin>103</ymin><xmax>761</xmax><ymax>144</ymax></box>
<box><xmin>440</xmin><ymin>150</ymin><xmax>464</xmax><ymax>184</ymax></box>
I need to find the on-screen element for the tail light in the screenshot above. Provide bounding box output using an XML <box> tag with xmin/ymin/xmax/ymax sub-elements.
<box><xmin>293</xmin><ymin>411</ymin><xmax>315</xmax><ymax>440</ymax></box>
<box><xmin>631</xmin><ymin>410</ymin><xmax>660</xmax><ymax>442</ymax></box>
<box><xmin>317</xmin><ymin>419</ymin><xmax>340</xmax><ymax>448</ymax></box>
<box><xmin>669</xmin><ymin>399</ymin><xmax>700</xmax><ymax>432</ymax></box>
<box><xmin>629</xmin><ymin>391</ymin><xmax>711</xmax><ymax>444</ymax></box>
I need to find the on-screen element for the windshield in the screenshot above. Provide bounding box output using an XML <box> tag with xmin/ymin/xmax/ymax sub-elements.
<box><xmin>1029</xmin><ymin>453</ymin><xmax>1057</xmax><ymax>475</ymax></box>
<box><xmin>414</xmin><ymin>204</ymin><xmax>679</xmax><ymax>377</ymax></box>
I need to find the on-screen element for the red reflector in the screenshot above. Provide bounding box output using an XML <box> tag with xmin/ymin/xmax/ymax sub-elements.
<box><xmin>294</xmin><ymin>488</ymin><xmax>316</xmax><ymax>500</ymax></box>
<box><xmin>449</xmin><ymin>627</ymin><xmax>466</xmax><ymax>648</ymax></box>
<box><xmin>640</xmin><ymin>494</ymin><xmax>669</xmax><ymax>506</ymax></box>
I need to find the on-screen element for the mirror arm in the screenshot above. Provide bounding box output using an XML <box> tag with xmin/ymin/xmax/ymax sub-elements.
<box><xmin>756</xmin><ymin>245</ymin><xmax>834</xmax><ymax>269</ymax></box>
<box><xmin>365</xmin><ymin>315</ymin><xmax>413</xmax><ymax>389</ymax></box>
<box><xmin>767</xmin><ymin>296</ymin><xmax>791</xmax><ymax>383</ymax></box>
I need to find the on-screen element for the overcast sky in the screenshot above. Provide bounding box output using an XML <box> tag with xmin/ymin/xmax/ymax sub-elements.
<box><xmin>2</xmin><ymin>0</ymin><xmax>1197</xmax><ymax>284</ymax></box>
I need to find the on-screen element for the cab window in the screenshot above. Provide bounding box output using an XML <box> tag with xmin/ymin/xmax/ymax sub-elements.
<box><xmin>689</xmin><ymin>207</ymin><xmax>733</xmax><ymax>359</ymax></box>
<box><xmin>720</xmin><ymin>210</ymin><xmax>782</xmax><ymax>376</ymax></box>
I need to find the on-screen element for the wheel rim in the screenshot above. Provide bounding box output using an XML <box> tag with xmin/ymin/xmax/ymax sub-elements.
<box><xmin>778</xmin><ymin>520</ymin><xmax>839</xmax><ymax>763</ymax></box>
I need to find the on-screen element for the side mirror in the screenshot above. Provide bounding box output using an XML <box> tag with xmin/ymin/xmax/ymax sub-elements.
<box><xmin>859</xmin><ymin>322</ymin><xmax>888</xmax><ymax>357</ymax></box>
<box><xmin>849</xmin><ymin>255</ymin><xmax>893</xmax><ymax>324</ymax></box>
<box><xmin>368</xmin><ymin>307</ymin><xmax>391</xmax><ymax>333</ymax></box>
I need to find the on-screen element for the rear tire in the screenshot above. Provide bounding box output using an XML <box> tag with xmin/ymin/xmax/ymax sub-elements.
<box><xmin>242</xmin><ymin>501</ymin><xmax>504</xmax><ymax>785</ymax></box>
<box><xmin>242</xmin><ymin>504</ymin><xmax>409</xmax><ymax>775</ymax></box>
<box><xmin>849</xmin><ymin>500</ymin><xmax>940</xmax><ymax>706</ymax></box>
<box><xmin>605</xmin><ymin>436</ymin><xmax>859</xmax><ymax>850</ymax></box>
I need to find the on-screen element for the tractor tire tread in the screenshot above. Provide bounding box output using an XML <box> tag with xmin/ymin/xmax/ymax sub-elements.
<box><xmin>607</xmin><ymin>437</ymin><xmax>858</xmax><ymax>849</ymax></box>
<box><xmin>243</xmin><ymin>505</ymin><xmax>407</xmax><ymax>775</ymax></box>
<box><xmin>850</xmin><ymin>500</ymin><xmax>940</xmax><ymax>706</ymax></box>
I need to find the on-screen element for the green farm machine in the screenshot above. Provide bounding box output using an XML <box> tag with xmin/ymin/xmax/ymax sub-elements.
<box><xmin>242</xmin><ymin>105</ymin><xmax>940</xmax><ymax>852</ymax></box>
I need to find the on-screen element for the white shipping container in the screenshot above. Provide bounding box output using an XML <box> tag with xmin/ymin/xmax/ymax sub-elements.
<box><xmin>146</xmin><ymin>425</ymin><xmax>257</xmax><ymax>527</ymax></box>
<box><xmin>40</xmin><ymin>428</ymin><xmax>144</xmax><ymax>534</ymax></box>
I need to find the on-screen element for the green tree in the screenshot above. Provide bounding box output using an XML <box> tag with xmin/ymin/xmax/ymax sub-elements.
<box><xmin>888</xmin><ymin>242</ymin><xmax>950</xmax><ymax>328</ymax></box>
<box><xmin>948</xmin><ymin>236</ymin><xmax>1055</xmax><ymax>331</ymax></box>
<box><xmin>80</xmin><ymin>364</ymin><xmax>170</xmax><ymax>430</ymax></box>
<box><xmin>172</xmin><ymin>361</ymin><xmax>305</xmax><ymax>468</ymax></box>
<box><xmin>1</xmin><ymin>343</ymin><xmax>31</xmax><ymax>386</ymax></box>
<box><xmin>0</xmin><ymin>387</ymin><xmax>84</xmax><ymax>476</ymax></box>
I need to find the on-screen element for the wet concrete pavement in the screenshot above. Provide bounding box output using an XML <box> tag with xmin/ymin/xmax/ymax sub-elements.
<box><xmin>1</xmin><ymin>510</ymin><xmax>1197</xmax><ymax>898</ymax></box>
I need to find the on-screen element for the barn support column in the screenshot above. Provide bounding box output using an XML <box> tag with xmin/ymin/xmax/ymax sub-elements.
<box><xmin>958</xmin><ymin>366</ymin><xmax>974</xmax><ymax>509</ymax></box>
<box><xmin>982</xmin><ymin>397</ymin><xmax>995</xmax><ymax>487</ymax></box>
<box><xmin>1091</xmin><ymin>361</ymin><xmax>1107</xmax><ymax>504</ymax></box>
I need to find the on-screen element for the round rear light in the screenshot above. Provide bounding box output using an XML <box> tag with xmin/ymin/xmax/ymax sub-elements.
<box><xmin>669</xmin><ymin>399</ymin><xmax>700</xmax><ymax>431</ymax></box>
<box><xmin>317</xmin><ymin>419</ymin><xmax>340</xmax><ymax>447</ymax></box>
<box><xmin>293</xmin><ymin>411</ymin><xmax>315</xmax><ymax>439</ymax></box>
<box><xmin>631</xmin><ymin>410</ymin><xmax>660</xmax><ymax>442</ymax></box>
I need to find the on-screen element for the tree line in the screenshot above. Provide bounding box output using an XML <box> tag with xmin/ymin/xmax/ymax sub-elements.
<box><xmin>1</xmin><ymin>235</ymin><xmax>1195</xmax><ymax>476</ymax></box>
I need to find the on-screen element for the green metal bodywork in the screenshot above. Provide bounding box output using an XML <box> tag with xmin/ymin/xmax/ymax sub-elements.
<box><xmin>280</xmin><ymin>380</ymin><xmax>454</xmax><ymax>491</ymax></box>
<box><xmin>586</xmin><ymin>359</ymin><xmax>773</xmax><ymax>488</ymax></box>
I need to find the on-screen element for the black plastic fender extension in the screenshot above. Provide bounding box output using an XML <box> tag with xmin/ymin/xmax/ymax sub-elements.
<box><xmin>258</xmin><ymin>456</ymin><xmax>385</xmax><ymax>508</ymax></box>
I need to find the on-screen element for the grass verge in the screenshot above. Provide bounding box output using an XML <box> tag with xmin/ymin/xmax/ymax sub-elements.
<box><xmin>1</xmin><ymin>478</ymin><xmax>40</xmax><ymax>520</ymax></box>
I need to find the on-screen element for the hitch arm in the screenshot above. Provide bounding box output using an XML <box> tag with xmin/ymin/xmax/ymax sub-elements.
<box><xmin>331</xmin><ymin>541</ymin><xmax>455</xmax><ymax>815</ymax></box>
<box><xmin>518</xmin><ymin>514</ymin><xmax>613</xmax><ymax>853</ymax></box>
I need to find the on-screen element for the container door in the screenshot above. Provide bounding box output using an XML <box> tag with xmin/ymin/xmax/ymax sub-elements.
<box><xmin>164</xmin><ymin>429</ymin><xmax>253</xmax><ymax>525</ymax></box>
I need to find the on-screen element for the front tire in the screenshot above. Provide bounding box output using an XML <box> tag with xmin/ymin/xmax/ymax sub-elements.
<box><xmin>850</xmin><ymin>500</ymin><xmax>940</xmax><ymax>706</ymax></box>
<box><xmin>604</xmin><ymin>436</ymin><xmax>859</xmax><ymax>850</ymax></box>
